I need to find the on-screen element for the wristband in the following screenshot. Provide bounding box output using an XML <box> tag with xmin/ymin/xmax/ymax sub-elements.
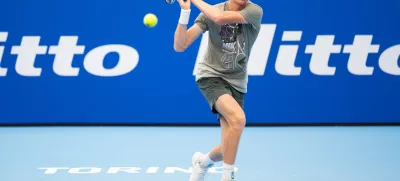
<box><xmin>179</xmin><ymin>9</ymin><xmax>191</xmax><ymax>25</ymax></box>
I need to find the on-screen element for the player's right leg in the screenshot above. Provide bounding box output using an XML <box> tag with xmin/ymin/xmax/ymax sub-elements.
<box><xmin>210</xmin><ymin>116</ymin><xmax>229</xmax><ymax>162</ymax></box>
<box><xmin>189</xmin><ymin>116</ymin><xmax>228</xmax><ymax>181</ymax></box>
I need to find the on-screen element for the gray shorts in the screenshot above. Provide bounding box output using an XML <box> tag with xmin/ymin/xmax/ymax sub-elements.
<box><xmin>196</xmin><ymin>77</ymin><xmax>245</xmax><ymax>119</ymax></box>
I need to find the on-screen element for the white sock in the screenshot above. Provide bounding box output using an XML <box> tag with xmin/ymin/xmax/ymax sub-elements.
<box><xmin>200</xmin><ymin>152</ymin><xmax>214</xmax><ymax>168</ymax></box>
<box><xmin>222</xmin><ymin>163</ymin><xmax>235</xmax><ymax>180</ymax></box>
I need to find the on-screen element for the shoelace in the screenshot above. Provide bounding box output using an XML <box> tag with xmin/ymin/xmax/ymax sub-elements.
<box><xmin>195</xmin><ymin>160</ymin><xmax>208</xmax><ymax>179</ymax></box>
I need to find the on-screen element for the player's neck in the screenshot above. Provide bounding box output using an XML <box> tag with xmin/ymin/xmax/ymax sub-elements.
<box><xmin>227</xmin><ymin>1</ymin><xmax>246</xmax><ymax>11</ymax></box>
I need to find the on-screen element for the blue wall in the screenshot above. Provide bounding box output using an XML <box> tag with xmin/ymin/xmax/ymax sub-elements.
<box><xmin>0</xmin><ymin>0</ymin><xmax>399</xmax><ymax>125</ymax></box>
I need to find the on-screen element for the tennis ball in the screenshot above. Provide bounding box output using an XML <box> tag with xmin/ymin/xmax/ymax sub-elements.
<box><xmin>144</xmin><ymin>13</ymin><xmax>158</xmax><ymax>28</ymax></box>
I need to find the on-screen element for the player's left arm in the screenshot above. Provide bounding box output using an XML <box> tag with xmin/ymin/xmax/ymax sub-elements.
<box><xmin>190</xmin><ymin>0</ymin><xmax>263</xmax><ymax>26</ymax></box>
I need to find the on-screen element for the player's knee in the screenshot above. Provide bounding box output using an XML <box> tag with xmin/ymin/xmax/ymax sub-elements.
<box><xmin>230</xmin><ymin>113</ymin><xmax>246</xmax><ymax>132</ymax></box>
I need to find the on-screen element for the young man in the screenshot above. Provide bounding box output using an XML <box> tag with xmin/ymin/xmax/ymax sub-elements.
<box><xmin>173</xmin><ymin>0</ymin><xmax>263</xmax><ymax>180</ymax></box>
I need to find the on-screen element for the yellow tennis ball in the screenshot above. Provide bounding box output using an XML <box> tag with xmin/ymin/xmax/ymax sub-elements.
<box><xmin>144</xmin><ymin>13</ymin><xmax>158</xmax><ymax>28</ymax></box>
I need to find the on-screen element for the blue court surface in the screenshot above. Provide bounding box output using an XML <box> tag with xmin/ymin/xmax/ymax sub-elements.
<box><xmin>1</xmin><ymin>126</ymin><xmax>399</xmax><ymax>181</ymax></box>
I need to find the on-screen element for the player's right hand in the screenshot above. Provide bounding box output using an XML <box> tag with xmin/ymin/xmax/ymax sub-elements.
<box><xmin>177</xmin><ymin>0</ymin><xmax>191</xmax><ymax>10</ymax></box>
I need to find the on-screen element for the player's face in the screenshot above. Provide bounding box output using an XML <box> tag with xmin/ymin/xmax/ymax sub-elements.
<box><xmin>232</xmin><ymin>0</ymin><xmax>248</xmax><ymax>6</ymax></box>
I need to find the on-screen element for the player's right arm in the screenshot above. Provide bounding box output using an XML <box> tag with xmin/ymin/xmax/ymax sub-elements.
<box><xmin>174</xmin><ymin>23</ymin><xmax>203</xmax><ymax>52</ymax></box>
<box><xmin>174</xmin><ymin>0</ymin><xmax>204</xmax><ymax>52</ymax></box>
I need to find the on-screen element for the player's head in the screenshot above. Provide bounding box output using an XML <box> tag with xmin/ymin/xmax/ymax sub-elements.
<box><xmin>229</xmin><ymin>0</ymin><xmax>249</xmax><ymax>6</ymax></box>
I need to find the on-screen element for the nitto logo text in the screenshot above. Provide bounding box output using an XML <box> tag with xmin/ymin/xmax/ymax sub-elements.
<box><xmin>195</xmin><ymin>24</ymin><xmax>400</xmax><ymax>76</ymax></box>
<box><xmin>0</xmin><ymin>32</ymin><xmax>139</xmax><ymax>77</ymax></box>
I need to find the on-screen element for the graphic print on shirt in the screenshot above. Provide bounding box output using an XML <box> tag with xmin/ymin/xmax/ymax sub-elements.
<box><xmin>219</xmin><ymin>23</ymin><xmax>247</xmax><ymax>72</ymax></box>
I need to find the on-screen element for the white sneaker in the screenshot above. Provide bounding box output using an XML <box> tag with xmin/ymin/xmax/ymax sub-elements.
<box><xmin>221</xmin><ymin>167</ymin><xmax>235</xmax><ymax>181</ymax></box>
<box><xmin>221</xmin><ymin>173</ymin><xmax>235</xmax><ymax>181</ymax></box>
<box><xmin>189</xmin><ymin>152</ymin><xmax>211</xmax><ymax>181</ymax></box>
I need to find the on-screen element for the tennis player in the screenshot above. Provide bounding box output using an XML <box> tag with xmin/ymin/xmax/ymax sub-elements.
<box><xmin>173</xmin><ymin>0</ymin><xmax>263</xmax><ymax>180</ymax></box>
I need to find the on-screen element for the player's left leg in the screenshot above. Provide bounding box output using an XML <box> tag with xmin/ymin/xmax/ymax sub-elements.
<box><xmin>214</xmin><ymin>93</ymin><xmax>246</xmax><ymax>181</ymax></box>
<box><xmin>190</xmin><ymin>77</ymin><xmax>244</xmax><ymax>181</ymax></box>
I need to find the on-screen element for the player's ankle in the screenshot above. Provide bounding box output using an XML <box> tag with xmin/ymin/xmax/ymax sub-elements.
<box><xmin>222</xmin><ymin>162</ymin><xmax>235</xmax><ymax>180</ymax></box>
<box><xmin>200</xmin><ymin>152</ymin><xmax>214</xmax><ymax>168</ymax></box>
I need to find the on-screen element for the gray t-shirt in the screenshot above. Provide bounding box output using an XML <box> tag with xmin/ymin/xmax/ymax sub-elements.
<box><xmin>194</xmin><ymin>1</ymin><xmax>263</xmax><ymax>93</ymax></box>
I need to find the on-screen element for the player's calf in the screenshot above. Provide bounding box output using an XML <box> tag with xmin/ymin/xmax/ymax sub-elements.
<box><xmin>221</xmin><ymin>112</ymin><xmax>245</xmax><ymax>181</ymax></box>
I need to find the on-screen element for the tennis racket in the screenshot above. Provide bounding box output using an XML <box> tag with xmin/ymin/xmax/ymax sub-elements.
<box><xmin>165</xmin><ymin>0</ymin><xmax>187</xmax><ymax>4</ymax></box>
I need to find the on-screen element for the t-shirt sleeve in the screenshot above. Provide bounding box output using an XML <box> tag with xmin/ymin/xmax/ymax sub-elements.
<box><xmin>194</xmin><ymin>12</ymin><xmax>209</xmax><ymax>33</ymax></box>
<box><xmin>239</xmin><ymin>3</ymin><xmax>263</xmax><ymax>30</ymax></box>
